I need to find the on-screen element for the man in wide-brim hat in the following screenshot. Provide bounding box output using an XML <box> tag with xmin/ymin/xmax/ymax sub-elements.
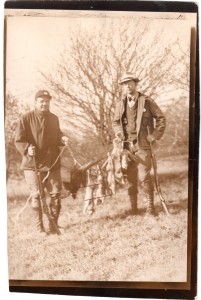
<box><xmin>113</xmin><ymin>71</ymin><xmax>166</xmax><ymax>215</ymax></box>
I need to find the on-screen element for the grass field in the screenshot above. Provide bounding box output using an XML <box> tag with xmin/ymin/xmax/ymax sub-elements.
<box><xmin>7</xmin><ymin>156</ymin><xmax>189</xmax><ymax>282</ymax></box>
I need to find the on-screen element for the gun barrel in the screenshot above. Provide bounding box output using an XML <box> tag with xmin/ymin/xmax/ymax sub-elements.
<box><xmin>149</xmin><ymin>138</ymin><xmax>170</xmax><ymax>215</ymax></box>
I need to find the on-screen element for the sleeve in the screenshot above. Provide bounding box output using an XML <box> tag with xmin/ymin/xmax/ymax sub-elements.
<box><xmin>56</xmin><ymin>116</ymin><xmax>66</xmax><ymax>145</ymax></box>
<box><xmin>15</xmin><ymin>116</ymin><xmax>30</xmax><ymax>156</ymax></box>
<box><xmin>113</xmin><ymin>101</ymin><xmax>124</xmax><ymax>137</ymax></box>
<box><xmin>148</xmin><ymin>99</ymin><xmax>166</xmax><ymax>140</ymax></box>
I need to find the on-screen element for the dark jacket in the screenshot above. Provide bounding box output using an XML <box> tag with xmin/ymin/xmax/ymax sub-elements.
<box><xmin>15</xmin><ymin>109</ymin><xmax>64</xmax><ymax>171</ymax></box>
<box><xmin>113</xmin><ymin>93</ymin><xmax>166</xmax><ymax>149</ymax></box>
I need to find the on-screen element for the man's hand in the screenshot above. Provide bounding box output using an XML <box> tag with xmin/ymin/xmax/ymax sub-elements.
<box><xmin>61</xmin><ymin>136</ymin><xmax>69</xmax><ymax>146</ymax></box>
<box><xmin>115</xmin><ymin>131</ymin><xmax>124</xmax><ymax>142</ymax></box>
<box><xmin>147</xmin><ymin>134</ymin><xmax>155</xmax><ymax>143</ymax></box>
<box><xmin>28</xmin><ymin>145</ymin><xmax>35</xmax><ymax>156</ymax></box>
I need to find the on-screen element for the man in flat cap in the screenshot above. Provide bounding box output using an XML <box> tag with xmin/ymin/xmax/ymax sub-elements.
<box><xmin>15</xmin><ymin>90</ymin><xmax>69</xmax><ymax>235</ymax></box>
<box><xmin>113</xmin><ymin>72</ymin><xmax>166</xmax><ymax>215</ymax></box>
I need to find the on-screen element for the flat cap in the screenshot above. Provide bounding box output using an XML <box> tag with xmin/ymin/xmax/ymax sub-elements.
<box><xmin>119</xmin><ymin>71</ymin><xmax>140</xmax><ymax>84</ymax></box>
<box><xmin>35</xmin><ymin>90</ymin><xmax>52</xmax><ymax>100</ymax></box>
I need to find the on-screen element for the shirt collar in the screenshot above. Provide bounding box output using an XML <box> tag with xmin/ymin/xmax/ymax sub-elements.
<box><xmin>127</xmin><ymin>91</ymin><xmax>138</xmax><ymax>102</ymax></box>
<box><xmin>127</xmin><ymin>92</ymin><xmax>138</xmax><ymax>108</ymax></box>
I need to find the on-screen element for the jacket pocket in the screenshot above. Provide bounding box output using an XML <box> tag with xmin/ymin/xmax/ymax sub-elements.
<box><xmin>141</xmin><ymin>112</ymin><xmax>150</xmax><ymax>126</ymax></box>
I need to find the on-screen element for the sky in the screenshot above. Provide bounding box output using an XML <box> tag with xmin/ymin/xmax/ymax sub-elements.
<box><xmin>5</xmin><ymin>10</ymin><xmax>196</xmax><ymax>108</ymax></box>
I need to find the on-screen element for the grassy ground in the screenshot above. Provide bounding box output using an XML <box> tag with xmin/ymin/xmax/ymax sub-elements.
<box><xmin>7</xmin><ymin>156</ymin><xmax>188</xmax><ymax>282</ymax></box>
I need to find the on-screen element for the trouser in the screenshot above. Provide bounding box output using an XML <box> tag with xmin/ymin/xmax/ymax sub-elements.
<box><xmin>24</xmin><ymin>169</ymin><xmax>62</xmax><ymax>232</ymax></box>
<box><xmin>126</xmin><ymin>148</ymin><xmax>154</xmax><ymax>214</ymax></box>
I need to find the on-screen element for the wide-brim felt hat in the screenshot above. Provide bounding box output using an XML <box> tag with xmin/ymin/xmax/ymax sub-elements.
<box><xmin>119</xmin><ymin>72</ymin><xmax>140</xmax><ymax>84</ymax></box>
<box><xmin>35</xmin><ymin>90</ymin><xmax>52</xmax><ymax>100</ymax></box>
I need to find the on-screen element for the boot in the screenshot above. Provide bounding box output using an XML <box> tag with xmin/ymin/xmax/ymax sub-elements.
<box><xmin>145</xmin><ymin>191</ymin><xmax>155</xmax><ymax>215</ymax></box>
<box><xmin>49</xmin><ymin>197</ymin><xmax>61</xmax><ymax>234</ymax></box>
<box><xmin>32</xmin><ymin>207</ymin><xmax>46</xmax><ymax>236</ymax></box>
<box><xmin>129</xmin><ymin>194</ymin><xmax>138</xmax><ymax>215</ymax></box>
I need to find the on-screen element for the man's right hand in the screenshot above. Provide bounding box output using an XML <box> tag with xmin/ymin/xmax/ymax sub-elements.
<box><xmin>28</xmin><ymin>145</ymin><xmax>35</xmax><ymax>156</ymax></box>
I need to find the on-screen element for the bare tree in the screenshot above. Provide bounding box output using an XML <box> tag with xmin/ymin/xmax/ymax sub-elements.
<box><xmin>5</xmin><ymin>93</ymin><xmax>31</xmax><ymax>179</ymax></box>
<box><xmin>160</xmin><ymin>96</ymin><xmax>189</xmax><ymax>156</ymax></box>
<box><xmin>5</xmin><ymin>93</ymin><xmax>21</xmax><ymax>179</ymax></box>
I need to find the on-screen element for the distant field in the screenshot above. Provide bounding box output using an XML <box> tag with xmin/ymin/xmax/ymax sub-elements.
<box><xmin>7</xmin><ymin>156</ymin><xmax>189</xmax><ymax>282</ymax></box>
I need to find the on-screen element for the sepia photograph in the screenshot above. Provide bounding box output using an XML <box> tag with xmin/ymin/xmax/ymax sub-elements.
<box><xmin>4</xmin><ymin>1</ymin><xmax>199</xmax><ymax>298</ymax></box>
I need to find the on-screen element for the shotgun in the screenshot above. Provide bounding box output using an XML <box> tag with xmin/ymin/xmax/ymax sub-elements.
<box><xmin>33</xmin><ymin>155</ymin><xmax>61</xmax><ymax>235</ymax></box>
<box><xmin>147</xmin><ymin>129</ymin><xmax>170</xmax><ymax>215</ymax></box>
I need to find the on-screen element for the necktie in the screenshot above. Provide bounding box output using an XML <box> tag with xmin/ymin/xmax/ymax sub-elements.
<box><xmin>127</xmin><ymin>96</ymin><xmax>135</xmax><ymax>108</ymax></box>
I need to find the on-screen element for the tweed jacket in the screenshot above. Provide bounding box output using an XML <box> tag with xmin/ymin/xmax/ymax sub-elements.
<box><xmin>15</xmin><ymin>109</ymin><xmax>64</xmax><ymax>171</ymax></box>
<box><xmin>113</xmin><ymin>92</ymin><xmax>166</xmax><ymax>149</ymax></box>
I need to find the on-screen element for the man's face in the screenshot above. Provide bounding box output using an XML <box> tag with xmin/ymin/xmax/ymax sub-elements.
<box><xmin>35</xmin><ymin>97</ymin><xmax>50</xmax><ymax>112</ymax></box>
<box><xmin>122</xmin><ymin>80</ymin><xmax>136</xmax><ymax>96</ymax></box>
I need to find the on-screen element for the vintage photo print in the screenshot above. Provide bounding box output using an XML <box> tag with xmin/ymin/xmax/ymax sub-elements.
<box><xmin>4</xmin><ymin>1</ymin><xmax>199</xmax><ymax>299</ymax></box>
